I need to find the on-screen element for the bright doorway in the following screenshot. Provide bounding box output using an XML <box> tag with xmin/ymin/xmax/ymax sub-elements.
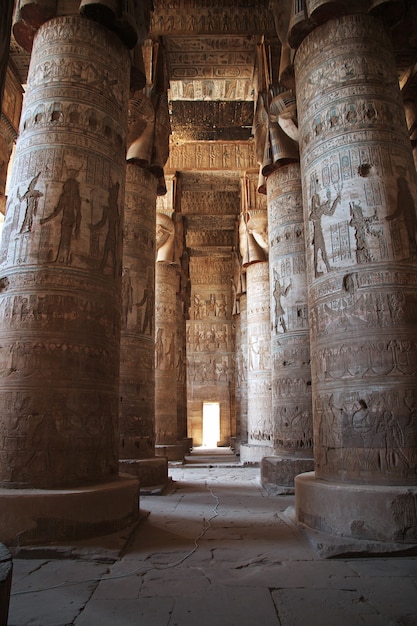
<box><xmin>202</xmin><ymin>402</ymin><xmax>220</xmax><ymax>447</ymax></box>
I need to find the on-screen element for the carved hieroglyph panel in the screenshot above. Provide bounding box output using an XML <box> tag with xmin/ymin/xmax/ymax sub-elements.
<box><xmin>166</xmin><ymin>35</ymin><xmax>258</xmax><ymax>101</ymax></box>
<box><xmin>182</xmin><ymin>190</ymin><xmax>239</xmax><ymax>216</ymax></box>
<box><xmin>268</xmin><ymin>164</ymin><xmax>313</xmax><ymax>456</ymax></box>
<box><xmin>150</xmin><ymin>1</ymin><xmax>276</xmax><ymax>37</ymax></box>
<box><xmin>0</xmin><ymin>16</ymin><xmax>130</xmax><ymax>488</ymax></box>
<box><xmin>166</xmin><ymin>140</ymin><xmax>257</xmax><ymax>171</ymax></box>
<box><xmin>186</xmin><ymin>213</ymin><xmax>236</xmax><ymax>248</ymax></box>
<box><xmin>120</xmin><ymin>166</ymin><xmax>157</xmax><ymax>459</ymax></box>
<box><xmin>295</xmin><ymin>14</ymin><xmax>417</xmax><ymax>484</ymax></box>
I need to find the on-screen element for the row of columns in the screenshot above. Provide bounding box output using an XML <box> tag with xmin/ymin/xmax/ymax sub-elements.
<box><xmin>243</xmin><ymin>1</ymin><xmax>417</xmax><ymax>543</ymax></box>
<box><xmin>0</xmin><ymin>0</ymin><xmax>416</xmax><ymax>547</ymax></box>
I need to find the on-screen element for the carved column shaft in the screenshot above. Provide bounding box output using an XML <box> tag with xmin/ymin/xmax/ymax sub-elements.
<box><xmin>155</xmin><ymin>261</ymin><xmax>180</xmax><ymax>450</ymax></box>
<box><xmin>234</xmin><ymin>292</ymin><xmax>248</xmax><ymax>450</ymax></box>
<box><xmin>119</xmin><ymin>165</ymin><xmax>157</xmax><ymax>459</ymax></box>
<box><xmin>268</xmin><ymin>163</ymin><xmax>313</xmax><ymax>457</ymax></box>
<box><xmin>0</xmin><ymin>16</ymin><xmax>130</xmax><ymax>488</ymax></box>
<box><xmin>240</xmin><ymin>261</ymin><xmax>273</xmax><ymax>463</ymax></box>
<box><xmin>295</xmin><ymin>13</ymin><xmax>417</xmax><ymax>485</ymax></box>
<box><xmin>261</xmin><ymin>161</ymin><xmax>315</xmax><ymax>493</ymax></box>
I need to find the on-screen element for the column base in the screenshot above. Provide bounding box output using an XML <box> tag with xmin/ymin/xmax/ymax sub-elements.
<box><xmin>295</xmin><ymin>472</ymin><xmax>417</xmax><ymax>549</ymax></box>
<box><xmin>155</xmin><ymin>443</ymin><xmax>186</xmax><ymax>461</ymax></box>
<box><xmin>119</xmin><ymin>458</ymin><xmax>169</xmax><ymax>493</ymax></box>
<box><xmin>261</xmin><ymin>455</ymin><xmax>314</xmax><ymax>495</ymax></box>
<box><xmin>240</xmin><ymin>443</ymin><xmax>273</xmax><ymax>465</ymax></box>
<box><xmin>0</xmin><ymin>474</ymin><xmax>139</xmax><ymax>546</ymax></box>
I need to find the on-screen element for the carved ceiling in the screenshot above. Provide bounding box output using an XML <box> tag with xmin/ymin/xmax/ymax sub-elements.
<box><xmin>7</xmin><ymin>1</ymin><xmax>417</xmax><ymax>159</ymax></box>
<box><xmin>149</xmin><ymin>1</ymin><xmax>277</xmax><ymax>143</ymax></box>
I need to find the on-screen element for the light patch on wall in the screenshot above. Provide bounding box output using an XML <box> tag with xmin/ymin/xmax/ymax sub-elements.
<box><xmin>202</xmin><ymin>402</ymin><xmax>220</xmax><ymax>448</ymax></box>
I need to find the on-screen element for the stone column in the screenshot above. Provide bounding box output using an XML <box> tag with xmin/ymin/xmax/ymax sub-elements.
<box><xmin>119</xmin><ymin>163</ymin><xmax>169</xmax><ymax>488</ymax></box>
<box><xmin>240</xmin><ymin>260</ymin><xmax>273</xmax><ymax>464</ymax></box>
<box><xmin>234</xmin><ymin>291</ymin><xmax>248</xmax><ymax>454</ymax></box>
<box><xmin>239</xmin><ymin>175</ymin><xmax>273</xmax><ymax>464</ymax></box>
<box><xmin>118</xmin><ymin>91</ymin><xmax>168</xmax><ymax>490</ymax></box>
<box><xmin>0</xmin><ymin>15</ymin><xmax>138</xmax><ymax>545</ymax></box>
<box><xmin>155</xmin><ymin>258</ymin><xmax>183</xmax><ymax>459</ymax></box>
<box><xmin>176</xmin><ymin>282</ymin><xmax>189</xmax><ymax>450</ymax></box>
<box><xmin>176</xmin><ymin>237</ymin><xmax>191</xmax><ymax>453</ymax></box>
<box><xmin>294</xmin><ymin>13</ymin><xmax>417</xmax><ymax>545</ymax></box>
<box><xmin>262</xmin><ymin>159</ymin><xmax>314</xmax><ymax>494</ymax></box>
<box><xmin>154</xmin><ymin>196</ymin><xmax>186</xmax><ymax>460</ymax></box>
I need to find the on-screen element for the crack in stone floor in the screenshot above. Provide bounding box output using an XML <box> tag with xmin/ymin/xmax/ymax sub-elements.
<box><xmin>7</xmin><ymin>462</ymin><xmax>417</xmax><ymax>626</ymax></box>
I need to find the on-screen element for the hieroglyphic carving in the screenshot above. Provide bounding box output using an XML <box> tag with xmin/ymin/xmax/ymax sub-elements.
<box><xmin>181</xmin><ymin>190</ymin><xmax>239</xmax><ymax>215</ymax></box>
<box><xmin>166</xmin><ymin>141</ymin><xmax>257</xmax><ymax>171</ymax></box>
<box><xmin>151</xmin><ymin>1</ymin><xmax>276</xmax><ymax>36</ymax></box>
<box><xmin>314</xmin><ymin>388</ymin><xmax>417</xmax><ymax>482</ymax></box>
<box><xmin>189</xmin><ymin>255</ymin><xmax>233</xmax><ymax>285</ymax></box>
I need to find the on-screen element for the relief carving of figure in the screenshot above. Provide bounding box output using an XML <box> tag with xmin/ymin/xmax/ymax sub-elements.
<box><xmin>166</xmin><ymin>331</ymin><xmax>176</xmax><ymax>370</ymax></box>
<box><xmin>309</xmin><ymin>180</ymin><xmax>342</xmax><ymax>277</ymax></box>
<box><xmin>18</xmin><ymin>172</ymin><xmax>43</xmax><ymax>234</ymax></box>
<box><xmin>121</xmin><ymin>267</ymin><xmax>133</xmax><ymax>327</ymax></box>
<box><xmin>349</xmin><ymin>201</ymin><xmax>371</xmax><ymax>264</ymax></box>
<box><xmin>377</xmin><ymin>408</ymin><xmax>410</xmax><ymax>471</ymax></box>
<box><xmin>155</xmin><ymin>327</ymin><xmax>164</xmax><ymax>368</ymax></box>
<box><xmin>273</xmin><ymin>270</ymin><xmax>291</xmax><ymax>333</ymax></box>
<box><xmin>137</xmin><ymin>268</ymin><xmax>154</xmax><ymax>335</ymax></box>
<box><xmin>90</xmin><ymin>181</ymin><xmax>121</xmax><ymax>277</ymax></box>
<box><xmin>40</xmin><ymin>169</ymin><xmax>81</xmax><ymax>264</ymax></box>
<box><xmin>386</xmin><ymin>166</ymin><xmax>417</xmax><ymax>258</ymax></box>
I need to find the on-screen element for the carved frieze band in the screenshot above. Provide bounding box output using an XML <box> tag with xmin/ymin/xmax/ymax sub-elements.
<box><xmin>166</xmin><ymin>141</ymin><xmax>257</xmax><ymax>171</ymax></box>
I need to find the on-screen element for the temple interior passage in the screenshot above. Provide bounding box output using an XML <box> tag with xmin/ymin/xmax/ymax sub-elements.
<box><xmin>7</xmin><ymin>455</ymin><xmax>417</xmax><ymax>626</ymax></box>
<box><xmin>1</xmin><ymin>1</ymin><xmax>417</xmax><ymax>618</ymax></box>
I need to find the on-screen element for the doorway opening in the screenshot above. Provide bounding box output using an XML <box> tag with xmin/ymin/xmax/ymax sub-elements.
<box><xmin>202</xmin><ymin>402</ymin><xmax>220</xmax><ymax>447</ymax></box>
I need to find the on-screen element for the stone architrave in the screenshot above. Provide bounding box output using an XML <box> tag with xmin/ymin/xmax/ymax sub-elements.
<box><xmin>295</xmin><ymin>13</ymin><xmax>417</xmax><ymax>544</ymax></box>
<box><xmin>261</xmin><ymin>162</ymin><xmax>314</xmax><ymax>494</ymax></box>
<box><xmin>166</xmin><ymin>141</ymin><xmax>257</xmax><ymax>173</ymax></box>
<box><xmin>0</xmin><ymin>15</ymin><xmax>139</xmax><ymax>544</ymax></box>
<box><xmin>240</xmin><ymin>261</ymin><xmax>273</xmax><ymax>464</ymax></box>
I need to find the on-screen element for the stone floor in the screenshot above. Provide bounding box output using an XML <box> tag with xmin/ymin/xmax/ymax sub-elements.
<box><xmin>7</xmin><ymin>448</ymin><xmax>417</xmax><ymax>626</ymax></box>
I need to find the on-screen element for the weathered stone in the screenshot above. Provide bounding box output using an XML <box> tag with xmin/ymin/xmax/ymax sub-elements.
<box><xmin>0</xmin><ymin>544</ymin><xmax>12</xmax><ymax>626</ymax></box>
<box><xmin>261</xmin><ymin>456</ymin><xmax>315</xmax><ymax>495</ymax></box>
